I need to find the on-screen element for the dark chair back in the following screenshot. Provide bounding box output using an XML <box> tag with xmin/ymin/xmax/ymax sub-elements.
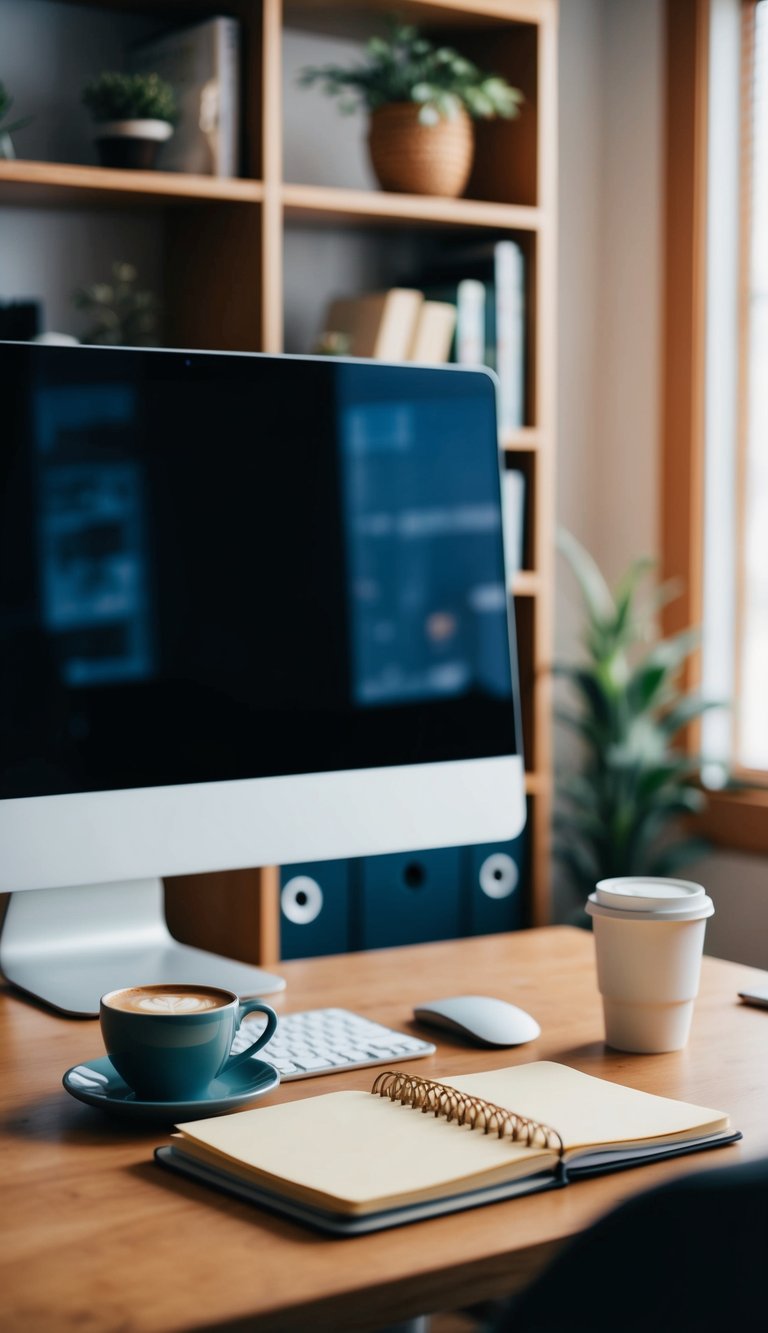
<box><xmin>497</xmin><ymin>1156</ymin><xmax>768</xmax><ymax>1332</ymax></box>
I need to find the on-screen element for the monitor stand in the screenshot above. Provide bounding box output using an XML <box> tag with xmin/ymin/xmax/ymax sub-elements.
<box><xmin>0</xmin><ymin>879</ymin><xmax>286</xmax><ymax>1018</ymax></box>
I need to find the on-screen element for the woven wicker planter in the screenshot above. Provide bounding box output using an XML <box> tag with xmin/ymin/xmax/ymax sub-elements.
<box><xmin>367</xmin><ymin>103</ymin><xmax>474</xmax><ymax>198</ymax></box>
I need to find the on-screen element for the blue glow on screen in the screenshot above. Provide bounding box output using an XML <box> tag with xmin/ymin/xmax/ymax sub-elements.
<box><xmin>340</xmin><ymin>391</ymin><xmax>510</xmax><ymax>706</ymax></box>
<box><xmin>34</xmin><ymin>385</ymin><xmax>152</xmax><ymax>686</ymax></box>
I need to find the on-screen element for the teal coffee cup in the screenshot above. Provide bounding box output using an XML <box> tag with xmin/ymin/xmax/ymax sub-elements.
<box><xmin>99</xmin><ymin>983</ymin><xmax>278</xmax><ymax>1101</ymax></box>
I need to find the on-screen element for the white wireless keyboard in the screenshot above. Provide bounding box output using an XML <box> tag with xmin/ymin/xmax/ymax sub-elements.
<box><xmin>231</xmin><ymin>1007</ymin><xmax>436</xmax><ymax>1081</ymax></box>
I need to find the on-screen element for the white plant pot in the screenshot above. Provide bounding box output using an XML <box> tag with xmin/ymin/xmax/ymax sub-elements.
<box><xmin>94</xmin><ymin>119</ymin><xmax>173</xmax><ymax>170</ymax></box>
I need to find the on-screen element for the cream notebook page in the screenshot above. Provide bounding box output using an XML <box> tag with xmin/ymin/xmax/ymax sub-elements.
<box><xmin>175</xmin><ymin>1089</ymin><xmax>552</xmax><ymax>1212</ymax></box>
<box><xmin>174</xmin><ymin>1062</ymin><xmax>728</xmax><ymax>1214</ymax></box>
<box><xmin>448</xmin><ymin>1063</ymin><xmax>728</xmax><ymax>1157</ymax></box>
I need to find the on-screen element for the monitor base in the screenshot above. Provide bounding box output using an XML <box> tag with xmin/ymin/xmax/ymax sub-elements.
<box><xmin>0</xmin><ymin>878</ymin><xmax>286</xmax><ymax>1018</ymax></box>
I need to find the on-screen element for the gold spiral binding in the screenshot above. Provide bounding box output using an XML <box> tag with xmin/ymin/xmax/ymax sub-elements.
<box><xmin>371</xmin><ymin>1070</ymin><xmax>564</xmax><ymax>1158</ymax></box>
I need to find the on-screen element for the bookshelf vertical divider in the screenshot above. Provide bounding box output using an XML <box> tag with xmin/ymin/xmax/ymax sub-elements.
<box><xmin>529</xmin><ymin>0</ymin><xmax>557</xmax><ymax>924</ymax></box>
<box><xmin>261</xmin><ymin>0</ymin><xmax>285</xmax><ymax>354</ymax></box>
<box><xmin>0</xmin><ymin>0</ymin><xmax>557</xmax><ymax>954</ymax></box>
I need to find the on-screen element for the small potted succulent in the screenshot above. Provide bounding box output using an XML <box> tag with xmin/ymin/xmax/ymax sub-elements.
<box><xmin>82</xmin><ymin>71</ymin><xmax>177</xmax><ymax>170</ymax></box>
<box><xmin>0</xmin><ymin>80</ymin><xmax>32</xmax><ymax>159</ymax></box>
<box><xmin>299</xmin><ymin>21</ymin><xmax>523</xmax><ymax>198</ymax></box>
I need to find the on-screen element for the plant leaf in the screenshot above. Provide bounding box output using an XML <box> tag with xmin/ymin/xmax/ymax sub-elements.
<box><xmin>556</xmin><ymin>773</ymin><xmax>600</xmax><ymax>810</ymax></box>
<box><xmin>612</xmin><ymin>556</ymin><xmax>655</xmax><ymax>643</ymax></box>
<box><xmin>636</xmin><ymin>759</ymin><xmax>697</xmax><ymax>799</ymax></box>
<box><xmin>658</xmin><ymin>695</ymin><xmax>725</xmax><ymax>737</ymax></box>
<box><xmin>557</xmin><ymin>528</ymin><xmax>615</xmax><ymax>625</ymax></box>
<box><xmin>625</xmin><ymin>627</ymin><xmax>701</xmax><ymax>714</ymax></box>
<box><xmin>553</xmin><ymin>809</ymin><xmax>608</xmax><ymax>843</ymax></box>
<box><xmin>553</xmin><ymin>839</ymin><xmax>599</xmax><ymax>894</ymax></box>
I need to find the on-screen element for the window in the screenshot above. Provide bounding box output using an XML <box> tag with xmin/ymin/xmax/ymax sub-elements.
<box><xmin>662</xmin><ymin>0</ymin><xmax>768</xmax><ymax>853</ymax></box>
<box><xmin>736</xmin><ymin>0</ymin><xmax>767</xmax><ymax>773</ymax></box>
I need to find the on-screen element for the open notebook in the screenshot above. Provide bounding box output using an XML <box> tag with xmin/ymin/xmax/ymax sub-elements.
<box><xmin>155</xmin><ymin>1061</ymin><xmax>740</xmax><ymax>1235</ymax></box>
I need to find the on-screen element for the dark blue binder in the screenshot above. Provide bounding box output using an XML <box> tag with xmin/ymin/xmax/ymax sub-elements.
<box><xmin>358</xmin><ymin>847</ymin><xmax>463</xmax><ymax>949</ymax></box>
<box><xmin>279</xmin><ymin>860</ymin><xmax>351</xmax><ymax>960</ymax></box>
<box><xmin>465</xmin><ymin>834</ymin><xmax>526</xmax><ymax>935</ymax></box>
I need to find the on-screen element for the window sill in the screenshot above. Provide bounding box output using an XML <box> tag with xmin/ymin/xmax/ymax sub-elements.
<box><xmin>696</xmin><ymin>787</ymin><xmax>768</xmax><ymax>857</ymax></box>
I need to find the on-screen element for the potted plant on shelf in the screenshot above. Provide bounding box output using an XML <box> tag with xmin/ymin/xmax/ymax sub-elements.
<box><xmin>554</xmin><ymin>530</ymin><xmax>722</xmax><ymax>925</ymax></box>
<box><xmin>0</xmin><ymin>80</ymin><xmax>32</xmax><ymax>159</ymax></box>
<box><xmin>82</xmin><ymin>72</ymin><xmax>177</xmax><ymax>170</ymax></box>
<box><xmin>72</xmin><ymin>261</ymin><xmax>159</xmax><ymax>346</ymax></box>
<box><xmin>299</xmin><ymin>21</ymin><xmax>522</xmax><ymax>199</ymax></box>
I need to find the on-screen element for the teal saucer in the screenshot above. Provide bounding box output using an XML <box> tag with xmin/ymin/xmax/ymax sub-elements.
<box><xmin>62</xmin><ymin>1054</ymin><xmax>280</xmax><ymax>1122</ymax></box>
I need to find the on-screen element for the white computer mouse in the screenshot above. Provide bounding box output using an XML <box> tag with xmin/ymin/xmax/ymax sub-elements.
<box><xmin>413</xmin><ymin>994</ymin><xmax>541</xmax><ymax>1047</ymax></box>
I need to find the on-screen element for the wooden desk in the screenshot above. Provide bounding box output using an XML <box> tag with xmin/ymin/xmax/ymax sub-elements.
<box><xmin>1</xmin><ymin>927</ymin><xmax>767</xmax><ymax>1332</ymax></box>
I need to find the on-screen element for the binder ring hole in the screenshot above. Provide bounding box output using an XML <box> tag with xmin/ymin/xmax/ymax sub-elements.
<box><xmin>403</xmin><ymin>862</ymin><xmax>426</xmax><ymax>890</ymax></box>
<box><xmin>281</xmin><ymin>876</ymin><xmax>323</xmax><ymax>925</ymax></box>
<box><xmin>479</xmin><ymin>853</ymin><xmax>518</xmax><ymax>900</ymax></box>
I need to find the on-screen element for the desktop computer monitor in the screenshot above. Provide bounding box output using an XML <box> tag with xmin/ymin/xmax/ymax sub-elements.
<box><xmin>0</xmin><ymin>342</ymin><xmax>525</xmax><ymax>1015</ymax></box>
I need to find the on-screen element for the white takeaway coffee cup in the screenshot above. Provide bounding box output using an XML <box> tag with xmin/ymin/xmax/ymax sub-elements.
<box><xmin>585</xmin><ymin>877</ymin><xmax>715</xmax><ymax>1053</ymax></box>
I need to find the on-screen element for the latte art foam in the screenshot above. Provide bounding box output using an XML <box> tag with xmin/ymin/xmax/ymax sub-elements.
<box><xmin>105</xmin><ymin>985</ymin><xmax>230</xmax><ymax>1015</ymax></box>
<box><xmin>135</xmin><ymin>992</ymin><xmax>220</xmax><ymax>1014</ymax></box>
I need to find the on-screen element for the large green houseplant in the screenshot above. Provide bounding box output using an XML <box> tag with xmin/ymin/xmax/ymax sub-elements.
<box><xmin>555</xmin><ymin>531</ymin><xmax>718</xmax><ymax>916</ymax></box>
<box><xmin>300</xmin><ymin>21</ymin><xmax>522</xmax><ymax>198</ymax></box>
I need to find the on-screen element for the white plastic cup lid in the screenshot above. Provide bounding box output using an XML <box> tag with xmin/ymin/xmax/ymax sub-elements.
<box><xmin>587</xmin><ymin>877</ymin><xmax>714</xmax><ymax>921</ymax></box>
<box><xmin>597</xmin><ymin>877</ymin><xmax>704</xmax><ymax>911</ymax></box>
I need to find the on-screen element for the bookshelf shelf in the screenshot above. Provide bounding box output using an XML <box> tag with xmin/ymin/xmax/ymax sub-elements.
<box><xmin>511</xmin><ymin>571</ymin><xmax>541</xmax><ymax>597</ymax></box>
<box><xmin>1</xmin><ymin>0</ymin><xmax>556</xmax><ymax>944</ymax></box>
<box><xmin>0</xmin><ymin>160</ymin><xmax>264</xmax><ymax>209</ymax></box>
<box><xmin>281</xmin><ymin>183</ymin><xmax>543</xmax><ymax>232</ymax></box>
<box><xmin>283</xmin><ymin>0</ymin><xmax>550</xmax><ymax>30</ymax></box>
<box><xmin>524</xmin><ymin>770</ymin><xmax>548</xmax><ymax>797</ymax></box>
<box><xmin>503</xmin><ymin>427</ymin><xmax>542</xmax><ymax>453</ymax></box>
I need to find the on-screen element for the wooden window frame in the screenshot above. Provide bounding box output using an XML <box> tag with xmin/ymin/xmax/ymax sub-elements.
<box><xmin>661</xmin><ymin>0</ymin><xmax>768</xmax><ymax>854</ymax></box>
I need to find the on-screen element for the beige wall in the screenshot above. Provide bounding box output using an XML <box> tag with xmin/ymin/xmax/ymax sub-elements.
<box><xmin>557</xmin><ymin>0</ymin><xmax>662</xmax><ymax>587</ymax></box>
<box><xmin>556</xmin><ymin>0</ymin><xmax>768</xmax><ymax>967</ymax></box>
<box><xmin>554</xmin><ymin>0</ymin><xmax>663</xmax><ymax>918</ymax></box>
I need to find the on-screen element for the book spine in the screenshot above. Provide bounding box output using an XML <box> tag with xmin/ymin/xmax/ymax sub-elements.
<box><xmin>376</xmin><ymin>291</ymin><xmax>423</xmax><ymax>361</ymax></box>
<box><xmin>408</xmin><ymin>302</ymin><xmax>456</xmax><ymax>364</ymax></box>
<box><xmin>501</xmin><ymin>469</ymin><xmax>526</xmax><ymax>577</ymax></box>
<box><xmin>483</xmin><ymin>280</ymin><xmax>497</xmax><ymax>375</ymax></box>
<box><xmin>495</xmin><ymin>242</ymin><xmax>525</xmax><ymax>432</ymax></box>
<box><xmin>455</xmin><ymin>280</ymin><xmax>485</xmax><ymax>366</ymax></box>
<box><xmin>216</xmin><ymin>18</ymin><xmax>240</xmax><ymax>178</ymax></box>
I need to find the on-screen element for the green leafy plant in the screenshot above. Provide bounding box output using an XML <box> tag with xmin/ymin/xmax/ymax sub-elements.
<box><xmin>314</xmin><ymin>330</ymin><xmax>351</xmax><ymax>356</ymax></box>
<box><xmin>299</xmin><ymin>21</ymin><xmax>523</xmax><ymax>125</ymax></box>
<box><xmin>555</xmin><ymin>530</ymin><xmax>720</xmax><ymax>911</ymax></box>
<box><xmin>0</xmin><ymin>80</ymin><xmax>32</xmax><ymax>136</ymax></box>
<box><xmin>72</xmin><ymin>261</ymin><xmax>158</xmax><ymax>346</ymax></box>
<box><xmin>81</xmin><ymin>72</ymin><xmax>177</xmax><ymax>125</ymax></box>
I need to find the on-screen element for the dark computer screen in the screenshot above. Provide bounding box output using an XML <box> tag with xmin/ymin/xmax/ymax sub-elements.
<box><xmin>0</xmin><ymin>344</ymin><xmax>520</xmax><ymax>801</ymax></box>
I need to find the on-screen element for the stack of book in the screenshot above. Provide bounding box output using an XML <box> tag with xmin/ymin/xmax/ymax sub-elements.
<box><xmin>417</xmin><ymin>238</ymin><xmax>527</xmax><ymax>433</ymax></box>
<box><xmin>317</xmin><ymin>238</ymin><xmax>526</xmax><ymax>431</ymax></box>
<box><xmin>319</xmin><ymin>288</ymin><xmax>456</xmax><ymax>365</ymax></box>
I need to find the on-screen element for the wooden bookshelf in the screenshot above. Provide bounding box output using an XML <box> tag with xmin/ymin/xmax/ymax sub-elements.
<box><xmin>503</xmin><ymin>426</ymin><xmax>542</xmax><ymax>452</ymax></box>
<box><xmin>1</xmin><ymin>0</ymin><xmax>557</xmax><ymax>948</ymax></box>
<box><xmin>511</xmin><ymin>571</ymin><xmax>542</xmax><ymax>597</ymax></box>
<box><xmin>281</xmin><ymin>182</ymin><xmax>543</xmax><ymax>230</ymax></box>
<box><xmin>0</xmin><ymin>159</ymin><xmax>264</xmax><ymax>207</ymax></box>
